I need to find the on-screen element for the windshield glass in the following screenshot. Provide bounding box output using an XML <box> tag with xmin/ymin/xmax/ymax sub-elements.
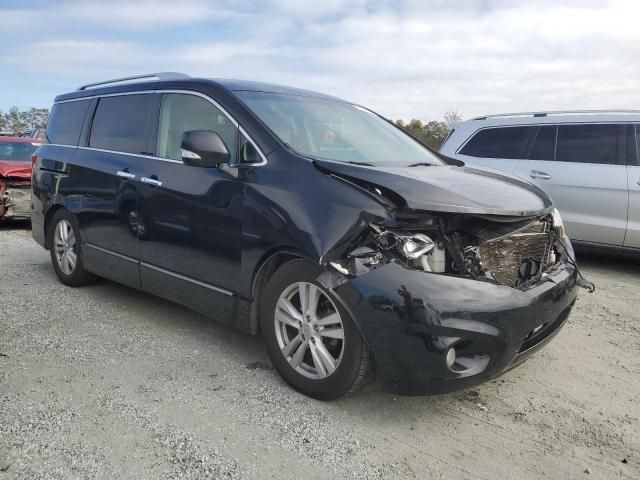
<box><xmin>0</xmin><ymin>141</ymin><xmax>38</xmax><ymax>162</ymax></box>
<box><xmin>236</xmin><ymin>91</ymin><xmax>444</xmax><ymax>167</ymax></box>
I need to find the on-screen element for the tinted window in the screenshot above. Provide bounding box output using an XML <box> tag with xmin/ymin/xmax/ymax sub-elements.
<box><xmin>528</xmin><ymin>126</ymin><xmax>556</xmax><ymax>160</ymax></box>
<box><xmin>0</xmin><ymin>141</ymin><xmax>38</xmax><ymax>161</ymax></box>
<box><xmin>89</xmin><ymin>95</ymin><xmax>151</xmax><ymax>154</ymax></box>
<box><xmin>156</xmin><ymin>93</ymin><xmax>237</xmax><ymax>162</ymax></box>
<box><xmin>556</xmin><ymin>124</ymin><xmax>619</xmax><ymax>164</ymax></box>
<box><xmin>46</xmin><ymin>100</ymin><xmax>90</xmax><ymax>146</ymax></box>
<box><xmin>459</xmin><ymin>126</ymin><xmax>531</xmax><ymax>159</ymax></box>
<box><xmin>634</xmin><ymin>124</ymin><xmax>639</xmax><ymax>166</ymax></box>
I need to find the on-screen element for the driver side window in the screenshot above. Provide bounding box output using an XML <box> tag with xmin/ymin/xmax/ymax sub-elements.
<box><xmin>156</xmin><ymin>93</ymin><xmax>237</xmax><ymax>162</ymax></box>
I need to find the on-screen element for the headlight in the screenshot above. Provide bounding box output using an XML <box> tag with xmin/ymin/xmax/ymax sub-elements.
<box><xmin>401</xmin><ymin>233</ymin><xmax>435</xmax><ymax>259</ymax></box>
<box><xmin>551</xmin><ymin>208</ymin><xmax>567</xmax><ymax>239</ymax></box>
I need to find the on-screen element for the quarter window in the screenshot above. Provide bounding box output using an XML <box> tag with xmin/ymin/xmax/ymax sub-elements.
<box><xmin>459</xmin><ymin>126</ymin><xmax>532</xmax><ymax>159</ymax></box>
<box><xmin>156</xmin><ymin>93</ymin><xmax>237</xmax><ymax>162</ymax></box>
<box><xmin>556</xmin><ymin>124</ymin><xmax>619</xmax><ymax>164</ymax></box>
<box><xmin>46</xmin><ymin>100</ymin><xmax>91</xmax><ymax>146</ymax></box>
<box><xmin>89</xmin><ymin>94</ymin><xmax>151</xmax><ymax>154</ymax></box>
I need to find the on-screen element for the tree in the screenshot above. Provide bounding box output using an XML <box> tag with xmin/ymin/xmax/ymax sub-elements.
<box><xmin>4</xmin><ymin>107</ymin><xmax>27</xmax><ymax>133</ymax></box>
<box><xmin>0</xmin><ymin>106</ymin><xmax>50</xmax><ymax>134</ymax></box>
<box><xmin>395</xmin><ymin>110</ymin><xmax>463</xmax><ymax>150</ymax></box>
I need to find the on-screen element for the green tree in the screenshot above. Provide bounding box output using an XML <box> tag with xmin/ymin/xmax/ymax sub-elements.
<box><xmin>395</xmin><ymin>110</ymin><xmax>463</xmax><ymax>150</ymax></box>
<box><xmin>4</xmin><ymin>106</ymin><xmax>27</xmax><ymax>133</ymax></box>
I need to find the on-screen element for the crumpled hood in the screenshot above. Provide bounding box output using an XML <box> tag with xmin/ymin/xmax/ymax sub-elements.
<box><xmin>314</xmin><ymin>160</ymin><xmax>553</xmax><ymax>217</ymax></box>
<box><xmin>0</xmin><ymin>161</ymin><xmax>31</xmax><ymax>179</ymax></box>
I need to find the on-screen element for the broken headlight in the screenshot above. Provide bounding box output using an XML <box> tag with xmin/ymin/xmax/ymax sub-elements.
<box><xmin>551</xmin><ymin>208</ymin><xmax>567</xmax><ymax>239</ymax></box>
<box><xmin>401</xmin><ymin>233</ymin><xmax>435</xmax><ymax>259</ymax></box>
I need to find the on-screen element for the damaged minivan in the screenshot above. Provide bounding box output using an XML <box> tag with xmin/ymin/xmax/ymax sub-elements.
<box><xmin>32</xmin><ymin>73</ymin><xmax>589</xmax><ymax>399</ymax></box>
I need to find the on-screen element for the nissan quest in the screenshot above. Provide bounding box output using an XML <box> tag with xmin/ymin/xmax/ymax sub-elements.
<box><xmin>31</xmin><ymin>73</ymin><xmax>590</xmax><ymax>400</ymax></box>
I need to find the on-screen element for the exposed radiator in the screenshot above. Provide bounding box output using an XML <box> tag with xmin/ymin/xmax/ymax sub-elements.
<box><xmin>478</xmin><ymin>231</ymin><xmax>551</xmax><ymax>287</ymax></box>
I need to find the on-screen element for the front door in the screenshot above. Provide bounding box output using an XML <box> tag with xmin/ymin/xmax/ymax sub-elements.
<box><xmin>513</xmin><ymin>123</ymin><xmax>628</xmax><ymax>246</ymax></box>
<box><xmin>136</xmin><ymin>92</ymin><xmax>243</xmax><ymax>320</ymax></box>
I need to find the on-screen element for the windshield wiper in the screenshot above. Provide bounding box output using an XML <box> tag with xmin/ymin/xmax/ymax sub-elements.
<box><xmin>343</xmin><ymin>161</ymin><xmax>375</xmax><ymax>166</ymax></box>
<box><xmin>407</xmin><ymin>162</ymin><xmax>435</xmax><ymax>167</ymax></box>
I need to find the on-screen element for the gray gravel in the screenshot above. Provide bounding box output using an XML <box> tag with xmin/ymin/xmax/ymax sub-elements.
<box><xmin>1</xmin><ymin>222</ymin><xmax>639</xmax><ymax>479</ymax></box>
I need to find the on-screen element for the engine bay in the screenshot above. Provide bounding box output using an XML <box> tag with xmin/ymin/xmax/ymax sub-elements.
<box><xmin>330</xmin><ymin>210</ymin><xmax>567</xmax><ymax>289</ymax></box>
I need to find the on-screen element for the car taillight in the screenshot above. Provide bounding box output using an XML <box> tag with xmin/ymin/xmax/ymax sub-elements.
<box><xmin>31</xmin><ymin>153</ymin><xmax>37</xmax><ymax>167</ymax></box>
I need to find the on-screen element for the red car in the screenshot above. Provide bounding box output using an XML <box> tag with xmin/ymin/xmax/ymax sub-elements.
<box><xmin>0</xmin><ymin>137</ymin><xmax>39</xmax><ymax>220</ymax></box>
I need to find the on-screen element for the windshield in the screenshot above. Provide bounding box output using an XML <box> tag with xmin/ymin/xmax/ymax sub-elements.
<box><xmin>236</xmin><ymin>91</ymin><xmax>444</xmax><ymax>167</ymax></box>
<box><xmin>0</xmin><ymin>141</ymin><xmax>38</xmax><ymax>162</ymax></box>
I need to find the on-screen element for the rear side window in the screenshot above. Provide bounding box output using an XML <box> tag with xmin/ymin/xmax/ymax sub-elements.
<box><xmin>556</xmin><ymin>124</ymin><xmax>619</xmax><ymax>164</ymax></box>
<box><xmin>46</xmin><ymin>100</ymin><xmax>90</xmax><ymax>146</ymax></box>
<box><xmin>459</xmin><ymin>126</ymin><xmax>531</xmax><ymax>159</ymax></box>
<box><xmin>89</xmin><ymin>94</ymin><xmax>151</xmax><ymax>154</ymax></box>
<box><xmin>528</xmin><ymin>126</ymin><xmax>556</xmax><ymax>160</ymax></box>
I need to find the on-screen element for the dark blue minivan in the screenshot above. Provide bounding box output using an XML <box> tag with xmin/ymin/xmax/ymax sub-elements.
<box><xmin>32</xmin><ymin>73</ymin><xmax>582</xmax><ymax>399</ymax></box>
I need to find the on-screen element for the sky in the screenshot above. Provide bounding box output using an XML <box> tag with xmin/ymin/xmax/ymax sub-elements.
<box><xmin>1</xmin><ymin>0</ymin><xmax>639</xmax><ymax>121</ymax></box>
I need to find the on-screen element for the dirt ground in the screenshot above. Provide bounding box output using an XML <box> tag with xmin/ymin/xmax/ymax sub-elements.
<box><xmin>0</xmin><ymin>222</ymin><xmax>638</xmax><ymax>479</ymax></box>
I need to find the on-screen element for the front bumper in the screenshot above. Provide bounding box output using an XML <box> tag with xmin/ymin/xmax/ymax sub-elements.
<box><xmin>332</xmin><ymin>251</ymin><xmax>578</xmax><ymax>395</ymax></box>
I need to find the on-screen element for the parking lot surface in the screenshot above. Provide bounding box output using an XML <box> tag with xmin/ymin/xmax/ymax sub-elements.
<box><xmin>1</xmin><ymin>223</ymin><xmax>638</xmax><ymax>479</ymax></box>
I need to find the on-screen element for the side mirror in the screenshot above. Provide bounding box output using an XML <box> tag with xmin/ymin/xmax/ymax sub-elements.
<box><xmin>180</xmin><ymin>130</ymin><xmax>230</xmax><ymax>167</ymax></box>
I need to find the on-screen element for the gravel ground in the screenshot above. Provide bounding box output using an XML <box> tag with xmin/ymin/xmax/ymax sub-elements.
<box><xmin>1</xmin><ymin>222</ymin><xmax>638</xmax><ymax>479</ymax></box>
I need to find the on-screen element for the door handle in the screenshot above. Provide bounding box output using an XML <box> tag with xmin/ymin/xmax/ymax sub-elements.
<box><xmin>530</xmin><ymin>170</ymin><xmax>551</xmax><ymax>180</ymax></box>
<box><xmin>116</xmin><ymin>170</ymin><xmax>136</xmax><ymax>180</ymax></box>
<box><xmin>141</xmin><ymin>176</ymin><xmax>162</xmax><ymax>187</ymax></box>
<box><xmin>637</xmin><ymin>178</ymin><xmax>640</xmax><ymax>186</ymax></box>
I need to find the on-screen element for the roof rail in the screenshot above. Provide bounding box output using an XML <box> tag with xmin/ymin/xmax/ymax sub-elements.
<box><xmin>471</xmin><ymin>109</ymin><xmax>640</xmax><ymax>120</ymax></box>
<box><xmin>77</xmin><ymin>72</ymin><xmax>190</xmax><ymax>91</ymax></box>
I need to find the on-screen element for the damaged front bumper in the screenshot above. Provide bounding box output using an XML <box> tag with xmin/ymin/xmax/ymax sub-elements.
<box><xmin>0</xmin><ymin>183</ymin><xmax>31</xmax><ymax>219</ymax></box>
<box><xmin>329</xmin><ymin>240</ymin><xmax>579</xmax><ymax>395</ymax></box>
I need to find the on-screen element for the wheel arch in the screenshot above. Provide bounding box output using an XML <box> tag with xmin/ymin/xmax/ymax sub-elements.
<box><xmin>43</xmin><ymin>204</ymin><xmax>67</xmax><ymax>250</ymax></box>
<box><xmin>249</xmin><ymin>247</ymin><xmax>314</xmax><ymax>333</ymax></box>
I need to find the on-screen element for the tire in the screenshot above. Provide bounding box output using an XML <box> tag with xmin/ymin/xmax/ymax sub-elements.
<box><xmin>259</xmin><ymin>259</ymin><xmax>370</xmax><ymax>400</ymax></box>
<box><xmin>48</xmin><ymin>209</ymin><xmax>97</xmax><ymax>287</ymax></box>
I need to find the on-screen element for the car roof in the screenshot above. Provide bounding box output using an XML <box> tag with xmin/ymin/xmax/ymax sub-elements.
<box><xmin>454</xmin><ymin>111</ymin><xmax>640</xmax><ymax>129</ymax></box>
<box><xmin>54</xmin><ymin>73</ymin><xmax>349</xmax><ymax>104</ymax></box>
<box><xmin>212</xmin><ymin>78</ymin><xmax>347</xmax><ymax>102</ymax></box>
<box><xmin>0</xmin><ymin>136</ymin><xmax>40</xmax><ymax>143</ymax></box>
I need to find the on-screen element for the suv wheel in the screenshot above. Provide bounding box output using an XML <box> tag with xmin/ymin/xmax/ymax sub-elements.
<box><xmin>48</xmin><ymin>210</ymin><xmax>96</xmax><ymax>287</ymax></box>
<box><xmin>260</xmin><ymin>260</ymin><xmax>370</xmax><ymax>400</ymax></box>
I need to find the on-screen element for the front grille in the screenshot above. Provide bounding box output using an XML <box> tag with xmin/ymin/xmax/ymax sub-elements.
<box><xmin>479</xmin><ymin>231</ymin><xmax>551</xmax><ymax>287</ymax></box>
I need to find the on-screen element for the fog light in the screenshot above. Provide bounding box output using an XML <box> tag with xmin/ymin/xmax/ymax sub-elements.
<box><xmin>446</xmin><ymin>347</ymin><xmax>456</xmax><ymax>368</ymax></box>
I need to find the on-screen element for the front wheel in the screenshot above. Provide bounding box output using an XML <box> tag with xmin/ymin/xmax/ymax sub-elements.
<box><xmin>260</xmin><ymin>260</ymin><xmax>370</xmax><ymax>400</ymax></box>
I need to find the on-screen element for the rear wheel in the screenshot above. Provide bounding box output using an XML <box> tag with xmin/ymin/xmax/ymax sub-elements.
<box><xmin>260</xmin><ymin>260</ymin><xmax>370</xmax><ymax>400</ymax></box>
<box><xmin>48</xmin><ymin>210</ymin><xmax>96</xmax><ymax>287</ymax></box>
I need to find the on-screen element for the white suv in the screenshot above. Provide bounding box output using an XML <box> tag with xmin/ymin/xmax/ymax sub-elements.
<box><xmin>440</xmin><ymin>111</ymin><xmax>640</xmax><ymax>251</ymax></box>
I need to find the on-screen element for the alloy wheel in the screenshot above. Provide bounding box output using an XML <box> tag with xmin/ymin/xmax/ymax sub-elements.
<box><xmin>274</xmin><ymin>282</ymin><xmax>345</xmax><ymax>379</ymax></box>
<box><xmin>53</xmin><ymin>219</ymin><xmax>77</xmax><ymax>275</ymax></box>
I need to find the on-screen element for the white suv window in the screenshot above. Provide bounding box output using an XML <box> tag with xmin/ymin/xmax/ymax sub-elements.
<box><xmin>459</xmin><ymin>126</ymin><xmax>532</xmax><ymax>159</ymax></box>
<box><xmin>556</xmin><ymin>124</ymin><xmax>619</xmax><ymax>165</ymax></box>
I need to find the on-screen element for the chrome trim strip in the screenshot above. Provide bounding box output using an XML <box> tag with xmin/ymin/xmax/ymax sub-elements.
<box><xmin>140</xmin><ymin>262</ymin><xmax>233</xmax><ymax>296</ymax></box>
<box><xmin>238</xmin><ymin>124</ymin><xmax>267</xmax><ymax>166</ymax></box>
<box><xmin>85</xmin><ymin>243</ymin><xmax>138</xmax><ymax>263</ymax></box>
<box><xmin>53</xmin><ymin>89</ymin><xmax>268</xmax><ymax>165</ymax></box>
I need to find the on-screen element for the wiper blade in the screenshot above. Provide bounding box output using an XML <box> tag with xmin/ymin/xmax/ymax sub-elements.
<box><xmin>343</xmin><ymin>161</ymin><xmax>375</xmax><ymax>166</ymax></box>
<box><xmin>407</xmin><ymin>162</ymin><xmax>435</xmax><ymax>167</ymax></box>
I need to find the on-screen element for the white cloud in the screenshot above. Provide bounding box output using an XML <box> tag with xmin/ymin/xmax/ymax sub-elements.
<box><xmin>3</xmin><ymin>0</ymin><xmax>640</xmax><ymax>119</ymax></box>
